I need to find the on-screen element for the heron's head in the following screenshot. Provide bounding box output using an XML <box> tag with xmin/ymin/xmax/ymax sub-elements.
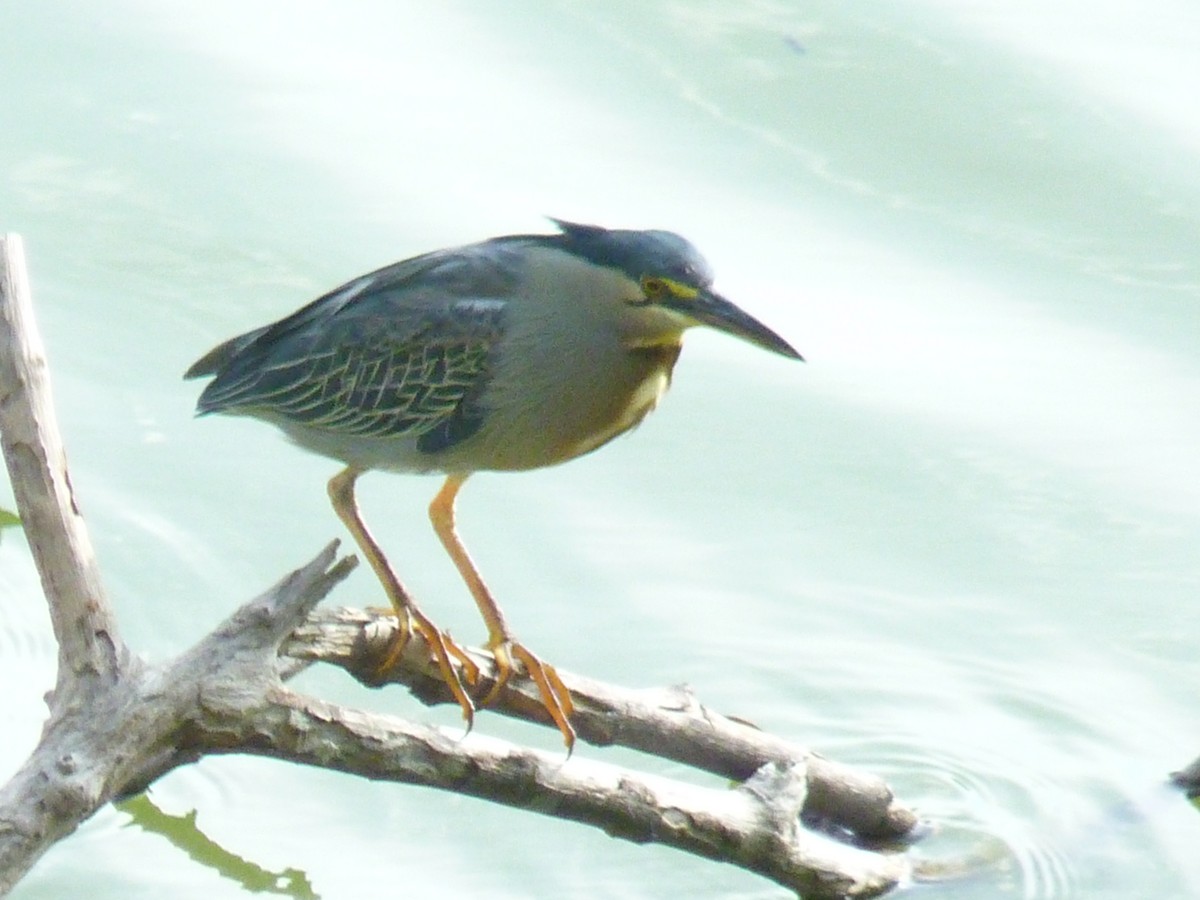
<box><xmin>546</xmin><ymin>218</ymin><xmax>802</xmax><ymax>360</ymax></box>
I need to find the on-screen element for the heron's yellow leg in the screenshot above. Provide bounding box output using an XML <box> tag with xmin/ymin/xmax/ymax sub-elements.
<box><xmin>429</xmin><ymin>474</ymin><xmax>576</xmax><ymax>751</ymax></box>
<box><xmin>328</xmin><ymin>467</ymin><xmax>478</xmax><ymax>725</ymax></box>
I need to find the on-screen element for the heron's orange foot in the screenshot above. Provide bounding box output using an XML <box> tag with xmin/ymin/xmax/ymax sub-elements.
<box><xmin>482</xmin><ymin>640</ymin><xmax>576</xmax><ymax>752</ymax></box>
<box><xmin>373</xmin><ymin>608</ymin><xmax>479</xmax><ymax>729</ymax></box>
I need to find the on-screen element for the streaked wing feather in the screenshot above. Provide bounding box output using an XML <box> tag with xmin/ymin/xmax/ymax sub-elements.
<box><xmin>190</xmin><ymin>239</ymin><xmax>525</xmax><ymax>451</ymax></box>
<box><xmin>194</xmin><ymin>244</ymin><xmax>516</xmax><ymax>442</ymax></box>
<box><xmin>214</xmin><ymin>309</ymin><xmax>501</xmax><ymax>439</ymax></box>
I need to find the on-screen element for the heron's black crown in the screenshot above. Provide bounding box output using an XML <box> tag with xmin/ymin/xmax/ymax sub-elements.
<box><xmin>531</xmin><ymin>219</ymin><xmax>715</xmax><ymax>291</ymax></box>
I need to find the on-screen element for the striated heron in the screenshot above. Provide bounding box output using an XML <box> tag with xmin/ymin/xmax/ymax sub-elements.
<box><xmin>185</xmin><ymin>219</ymin><xmax>801</xmax><ymax>749</ymax></box>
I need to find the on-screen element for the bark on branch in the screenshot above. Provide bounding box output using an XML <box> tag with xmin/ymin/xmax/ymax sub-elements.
<box><xmin>0</xmin><ymin>234</ymin><xmax>918</xmax><ymax>898</ymax></box>
<box><xmin>0</xmin><ymin>234</ymin><xmax>126</xmax><ymax>692</ymax></box>
<box><xmin>287</xmin><ymin>608</ymin><xmax>918</xmax><ymax>842</ymax></box>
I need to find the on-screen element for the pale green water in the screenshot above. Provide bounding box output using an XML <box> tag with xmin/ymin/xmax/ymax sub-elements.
<box><xmin>2</xmin><ymin>1</ymin><xmax>1200</xmax><ymax>897</ymax></box>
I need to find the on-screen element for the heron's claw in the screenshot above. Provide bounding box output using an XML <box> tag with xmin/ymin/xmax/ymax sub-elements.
<box><xmin>374</xmin><ymin>608</ymin><xmax>478</xmax><ymax>730</ymax></box>
<box><xmin>482</xmin><ymin>639</ymin><xmax>576</xmax><ymax>752</ymax></box>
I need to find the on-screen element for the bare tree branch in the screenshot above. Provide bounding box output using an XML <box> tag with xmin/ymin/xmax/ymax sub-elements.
<box><xmin>0</xmin><ymin>544</ymin><xmax>353</xmax><ymax>893</ymax></box>
<box><xmin>287</xmin><ymin>608</ymin><xmax>918</xmax><ymax>842</ymax></box>
<box><xmin>218</xmin><ymin>688</ymin><xmax>911</xmax><ymax>898</ymax></box>
<box><xmin>0</xmin><ymin>234</ymin><xmax>126</xmax><ymax>691</ymax></box>
<box><xmin>0</xmin><ymin>233</ymin><xmax>921</xmax><ymax>899</ymax></box>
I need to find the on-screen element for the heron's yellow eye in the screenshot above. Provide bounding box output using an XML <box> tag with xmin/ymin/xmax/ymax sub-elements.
<box><xmin>641</xmin><ymin>276</ymin><xmax>668</xmax><ymax>300</ymax></box>
<box><xmin>639</xmin><ymin>275</ymin><xmax>700</xmax><ymax>304</ymax></box>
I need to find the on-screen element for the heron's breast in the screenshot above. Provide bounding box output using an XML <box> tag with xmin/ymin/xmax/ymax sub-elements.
<box><xmin>561</xmin><ymin>363</ymin><xmax>671</xmax><ymax>460</ymax></box>
<box><xmin>471</xmin><ymin>340</ymin><xmax>681</xmax><ymax>472</ymax></box>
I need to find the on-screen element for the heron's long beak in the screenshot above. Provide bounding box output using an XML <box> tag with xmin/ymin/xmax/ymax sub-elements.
<box><xmin>679</xmin><ymin>289</ymin><xmax>803</xmax><ymax>361</ymax></box>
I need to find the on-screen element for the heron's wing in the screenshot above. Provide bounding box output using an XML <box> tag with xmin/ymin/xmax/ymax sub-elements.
<box><xmin>191</xmin><ymin>242</ymin><xmax>518</xmax><ymax>446</ymax></box>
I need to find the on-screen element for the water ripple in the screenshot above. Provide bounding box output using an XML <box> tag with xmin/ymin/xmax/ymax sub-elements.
<box><xmin>774</xmin><ymin>637</ymin><xmax>1187</xmax><ymax>900</ymax></box>
<box><xmin>843</xmin><ymin>738</ymin><xmax>1080</xmax><ymax>898</ymax></box>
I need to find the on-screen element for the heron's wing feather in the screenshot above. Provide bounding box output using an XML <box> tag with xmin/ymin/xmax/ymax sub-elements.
<box><xmin>224</xmin><ymin>303</ymin><xmax>502</xmax><ymax>440</ymax></box>
<box><xmin>191</xmin><ymin>241</ymin><xmax>518</xmax><ymax>443</ymax></box>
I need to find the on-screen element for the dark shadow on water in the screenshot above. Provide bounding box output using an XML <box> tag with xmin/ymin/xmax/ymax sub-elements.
<box><xmin>117</xmin><ymin>794</ymin><xmax>318</xmax><ymax>899</ymax></box>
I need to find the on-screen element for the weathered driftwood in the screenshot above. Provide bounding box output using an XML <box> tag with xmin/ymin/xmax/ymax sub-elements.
<box><xmin>288</xmin><ymin>608</ymin><xmax>919</xmax><ymax>842</ymax></box>
<box><xmin>0</xmin><ymin>233</ymin><xmax>917</xmax><ymax>898</ymax></box>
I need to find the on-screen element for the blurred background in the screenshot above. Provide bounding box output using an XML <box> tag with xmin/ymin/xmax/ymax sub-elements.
<box><xmin>2</xmin><ymin>1</ymin><xmax>1199</xmax><ymax>897</ymax></box>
